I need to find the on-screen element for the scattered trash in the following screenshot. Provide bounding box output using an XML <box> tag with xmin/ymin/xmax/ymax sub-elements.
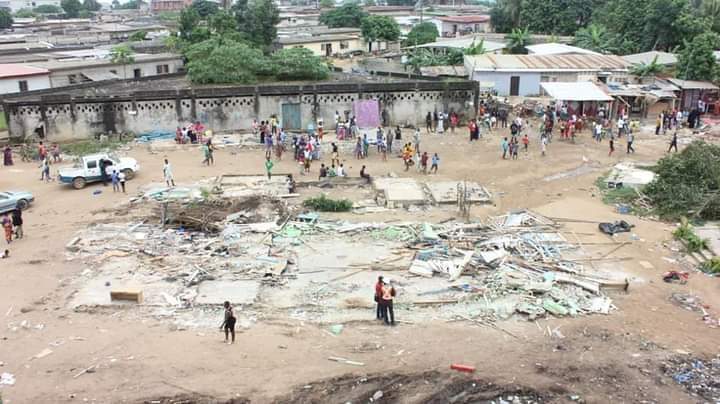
<box><xmin>32</xmin><ymin>348</ymin><xmax>53</xmax><ymax>360</ymax></box>
<box><xmin>450</xmin><ymin>364</ymin><xmax>476</xmax><ymax>373</ymax></box>
<box><xmin>662</xmin><ymin>271</ymin><xmax>689</xmax><ymax>284</ymax></box>
<box><xmin>371</xmin><ymin>390</ymin><xmax>383</xmax><ymax>401</ymax></box>
<box><xmin>93</xmin><ymin>190</ymin><xmax>102</xmax><ymax>195</ymax></box>
<box><xmin>328</xmin><ymin>324</ymin><xmax>344</xmax><ymax>335</ymax></box>
<box><xmin>670</xmin><ymin>293</ymin><xmax>719</xmax><ymax>328</ymax></box>
<box><xmin>327</xmin><ymin>356</ymin><xmax>364</xmax><ymax>366</ymax></box>
<box><xmin>663</xmin><ymin>355</ymin><xmax>720</xmax><ymax>402</ymax></box>
<box><xmin>598</xmin><ymin>221</ymin><xmax>634</xmax><ymax>235</ymax></box>
<box><xmin>0</xmin><ymin>372</ymin><xmax>15</xmax><ymax>386</ymax></box>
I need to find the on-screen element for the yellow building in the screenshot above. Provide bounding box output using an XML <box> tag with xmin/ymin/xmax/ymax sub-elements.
<box><xmin>276</xmin><ymin>34</ymin><xmax>364</xmax><ymax>57</ymax></box>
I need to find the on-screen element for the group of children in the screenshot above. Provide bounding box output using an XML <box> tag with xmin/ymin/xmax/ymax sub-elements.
<box><xmin>500</xmin><ymin>134</ymin><xmax>530</xmax><ymax>160</ymax></box>
<box><xmin>1</xmin><ymin>209</ymin><xmax>23</xmax><ymax>245</ymax></box>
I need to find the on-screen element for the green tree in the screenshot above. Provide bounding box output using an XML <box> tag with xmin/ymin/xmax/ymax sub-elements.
<box><xmin>491</xmin><ymin>0</ymin><xmax>522</xmax><ymax>31</ymax></box>
<box><xmin>645</xmin><ymin>141</ymin><xmax>720</xmax><ymax>219</ymax></box>
<box><xmin>574</xmin><ymin>24</ymin><xmax>615</xmax><ymax>53</ymax></box>
<box><xmin>642</xmin><ymin>0</ymin><xmax>697</xmax><ymax>51</ymax></box>
<box><xmin>14</xmin><ymin>8</ymin><xmax>36</xmax><ymax>18</ymax></box>
<box><xmin>178</xmin><ymin>7</ymin><xmax>200</xmax><ymax>41</ymax></box>
<box><xmin>116</xmin><ymin>0</ymin><xmax>141</xmax><ymax>9</ymax></box>
<box><xmin>319</xmin><ymin>0</ymin><xmax>335</xmax><ymax>7</ymax></box>
<box><xmin>240</xmin><ymin>0</ymin><xmax>280</xmax><ymax>50</ymax></box>
<box><xmin>34</xmin><ymin>4</ymin><xmax>62</xmax><ymax>12</ymax></box>
<box><xmin>209</xmin><ymin>10</ymin><xmax>237</xmax><ymax>36</ymax></box>
<box><xmin>190</xmin><ymin>0</ymin><xmax>218</xmax><ymax>17</ymax></box>
<box><xmin>490</xmin><ymin>3</ymin><xmax>514</xmax><ymax>33</ymax></box>
<box><xmin>676</xmin><ymin>31</ymin><xmax>720</xmax><ymax>81</ymax></box>
<box><xmin>360</xmin><ymin>15</ymin><xmax>400</xmax><ymax>50</ymax></box>
<box><xmin>519</xmin><ymin>0</ymin><xmax>598</xmax><ymax>36</ymax></box>
<box><xmin>110</xmin><ymin>44</ymin><xmax>135</xmax><ymax>78</ymax></box>
<box><xmin>0</xmin><ymin>9</ymin><xmax>12</xmax><ymax>28</ymax></box>
<box><xmin>272</xmin><ymin>48</ymin><xmax>330</xmax><ymax>80</ymax></box>
<box><xmin>61</xmin><ymin>0</ymin><xmax>82</xmax><ymax>17</ymax></box>
<box><xmin>364</xmin><ymin>0</ymin><xmax>375</xmax><ymax>6</ymax></box>
<box><xmin>629</xmin><ymin>55</ymin><xmax>665</xmax><ymax>77</ymax></box>
<box><xmin>403</xmin><ymin>21</ymin><xmax>438</xmax><ymax>46</ymax></box>
<box><xmin>111</xmin><ymin>0</ymin><xmax>120</xmax><ymax>8</ymax></box>
<box><xmin>82</xmin><ymin>0</ymin><xmax>102</xmax><ymax>11</ymax></box>
<box><xmin>703</xmin><ymin>0</ymin><xmax>720</xmax><ymax>32</ymax></box>
<box><xmin>319</xmin><ymin>2</ymin><xmax>367</xmax><ymax>28</ymax></box>
<box><xmin>505</xmin><ymin>27</ymin><xmax>531</xmax><ymax>54</ymax></box>
<box><xmin>592</xmin><ymin>0</ymin><xmax>700</xmax><ymax>54</ymax></box>
<box><xmin>129</xmin><ymin>30</ymin><xmax>147</xmax><ymax>41</ymax></box>
<box><xmin>186</xmin><ymin>38</ymin><xmax>269</xmax><ymax>84</ymax></box>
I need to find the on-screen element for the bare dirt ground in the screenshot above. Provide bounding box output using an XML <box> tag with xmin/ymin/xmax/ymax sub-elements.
<box><xmin>1</xmin><ymin>122</ymin><xmax>719</xmax><ymax>403</ymax></box>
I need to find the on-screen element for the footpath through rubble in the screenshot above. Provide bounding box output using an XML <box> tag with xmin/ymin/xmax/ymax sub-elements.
<box><xmin>65</xmin><ymin>186</ymin><xmax>631</xmax><ymax>330</ymax></box>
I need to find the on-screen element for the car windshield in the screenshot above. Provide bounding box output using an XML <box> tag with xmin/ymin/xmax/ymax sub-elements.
<box><xmin>107</xmin><ymin>153</ymin><xmax>121</xmax><ymax>164</ymax></box>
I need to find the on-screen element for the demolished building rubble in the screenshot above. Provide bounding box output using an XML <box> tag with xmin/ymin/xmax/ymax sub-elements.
<box><xmin>65</xmin><ymin>187</ymin><xmax>629</xmax><ymax>329</ymax></box>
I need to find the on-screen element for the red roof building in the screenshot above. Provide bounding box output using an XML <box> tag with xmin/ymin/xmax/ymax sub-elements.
<box><xmin>0</xmin><ymin>64</ymin><xmax>51</xmax><ymax>94</ymax></box>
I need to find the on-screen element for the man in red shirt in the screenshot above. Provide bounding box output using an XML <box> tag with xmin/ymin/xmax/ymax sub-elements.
<box><xmin>374</xmin><ymin>276</ymin><xmax>384</xmax><ymax>320</ymax></box>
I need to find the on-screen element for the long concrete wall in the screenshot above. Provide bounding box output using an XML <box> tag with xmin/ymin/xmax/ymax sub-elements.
<box><xmin>3</xmin><ymin>81</ymin><xmax>479</xmax><ymax>142</ymax></box>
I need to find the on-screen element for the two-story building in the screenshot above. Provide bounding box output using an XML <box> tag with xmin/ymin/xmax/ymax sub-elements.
<box><xmin>431</xmin><ymin>15</ymin><xmax>491</xmax><ymax>38</ymax></box>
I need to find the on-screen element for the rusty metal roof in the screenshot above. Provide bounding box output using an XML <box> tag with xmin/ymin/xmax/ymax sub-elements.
<box><xmin>465</xmin><ymin>54</ymin><xmax>629</xmax><ymax>72</ymax></box>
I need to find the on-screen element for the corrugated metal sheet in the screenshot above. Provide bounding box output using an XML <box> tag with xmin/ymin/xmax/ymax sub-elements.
<box><xmin>540</xmin><ymin>82</ymin><xmax>613</xmax><ymax>101</ymax></box>
<box><xmin>465</xmin><ymin>54</ymin><xmax>628</xmax><ymax>72</ymax></box>
<box><xmin>526</xmin><ymin>43</ymin><xmax>599</xmax><ymax>56</ymax></box>
<box><xmin>667</xmin><ymin>78</ymin><xmax>719</xmax><ymax>90</ymax></box>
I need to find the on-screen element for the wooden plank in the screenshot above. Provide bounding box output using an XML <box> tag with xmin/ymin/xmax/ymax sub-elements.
<box><xmin>413</xmin><ymin>299</ymin><xmax>458</xmax><ymax>305</ymax></box>
<box><xmin>110</xmin><ymin>289</ymin><xmax>143</xmax><ymax>303</ymax></box>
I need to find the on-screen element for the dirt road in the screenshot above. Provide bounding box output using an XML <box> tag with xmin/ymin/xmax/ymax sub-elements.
<box><xmin>0</xmin><ymin>124</ymin><xmax>717</xmax><ymax>403</ymax></box>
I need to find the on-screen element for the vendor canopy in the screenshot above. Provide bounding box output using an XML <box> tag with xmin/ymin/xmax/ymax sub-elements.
<box><xmin>540</xmin><ymin>82</ymin><xmax>613</xmax><ymax>102</ymax></box>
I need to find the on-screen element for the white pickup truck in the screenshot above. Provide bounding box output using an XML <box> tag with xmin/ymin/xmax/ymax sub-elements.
<box><xmin>58</xmin><ymin>153</ymin><xmax>140</xmax><ymax>189</ymax></box>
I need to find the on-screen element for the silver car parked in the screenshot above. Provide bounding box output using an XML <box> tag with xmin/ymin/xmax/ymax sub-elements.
<box><xmin>0</xmin><ymin>191</ymin><xmax>35</xmax><ymax>213</ymax></box>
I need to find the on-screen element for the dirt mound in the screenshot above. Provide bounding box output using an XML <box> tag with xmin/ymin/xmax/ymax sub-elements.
<box><xmin>273</xmin><ymin>370</ymin><xmax>552</xmax><ymax>404</ymax></box>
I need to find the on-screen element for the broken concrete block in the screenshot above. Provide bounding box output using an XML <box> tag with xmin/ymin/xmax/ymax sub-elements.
<box><xmin>65</xmin><ymin>237</ymin><xmax>81</xmax><ymax>252</ymax></box>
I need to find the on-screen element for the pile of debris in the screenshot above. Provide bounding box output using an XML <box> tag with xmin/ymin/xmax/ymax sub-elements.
<box><xmin>663</xmin><ymin>355</ymin><xmax>720</xmax><ymax>402</ymax></box>
<box><xmin>406</xmin><ymin>210</ymin><xmax>625</xmax><ymax>321</ymax></box>
<box><xmin>65</xmin><ymin>195</ymin><xmax>629</xmax><ymax>327</ymax></box>
<box><xmin>670</xmin><ymin>293</ymin><xmax>719</xmax><ymax>328</ymax></box>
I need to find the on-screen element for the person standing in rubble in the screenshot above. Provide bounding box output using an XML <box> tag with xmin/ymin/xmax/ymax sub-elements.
<box><xmin>220</xmin><ymin>301</ymin><xmax>236</xmax><ymax>345</ymax></box>
<box><xmin>374</xmin><ymin>276</ymin><xmax>384</xmax><ymax>320</ymax></box>
<box><xmin>163</xmin><ymin>159</ymin><xmax>176</xmax><ymax>187</ymax></box>
<box><xmin>381</xmin><ymin>280</ymin><xmax>396</xmax><ymax>326</ymax></box>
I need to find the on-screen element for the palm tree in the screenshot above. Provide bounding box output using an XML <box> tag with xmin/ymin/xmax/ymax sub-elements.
<box><xmin>574</xmin><ymin>24</ymin><xmax>615</xmax><ymax>54</ymax></box>
<box><xmin>630</xmin><ymin>56</ymin><xmax>665</xmax><ymax>77</ymax></box>
<box><xmin>110</xmin><ymin>44</ymin><xmax>136</xmax><ymax>79</ymax></box>
<box><xmin>464</xmin><ymin>39</ymin><xmax>486</xmax><ymax>55</ymax></box>
<box><xmin>505</xmin><ymin>27</ymin><xmax>530</xmax><ymax>54</ymax></box>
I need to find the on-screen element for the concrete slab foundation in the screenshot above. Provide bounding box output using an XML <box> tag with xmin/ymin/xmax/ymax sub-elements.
<box><xmin>196</xmin><ymin>280</ymin><xmax>260</xmax><ymax>306</ymax></box>
<box><xmin>372</xmin><ymin>177</ymin><xmax>427</xmax><ymax>207</ymax></box>
<box><xmin>426</xmin><ymin>181</ymin><xmax>492</xmax><ymax>204</ymax></box>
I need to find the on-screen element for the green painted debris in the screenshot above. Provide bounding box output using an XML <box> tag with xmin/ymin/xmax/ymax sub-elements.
<box><xmin>542</xmin><ymin>299</ymin><xmax>568</xmax><ymax>316</ymax></box>
<box><xmin>329</xmin><ymin>324</ymin><xmax>344</xmax><ymax>335</ymax></box>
